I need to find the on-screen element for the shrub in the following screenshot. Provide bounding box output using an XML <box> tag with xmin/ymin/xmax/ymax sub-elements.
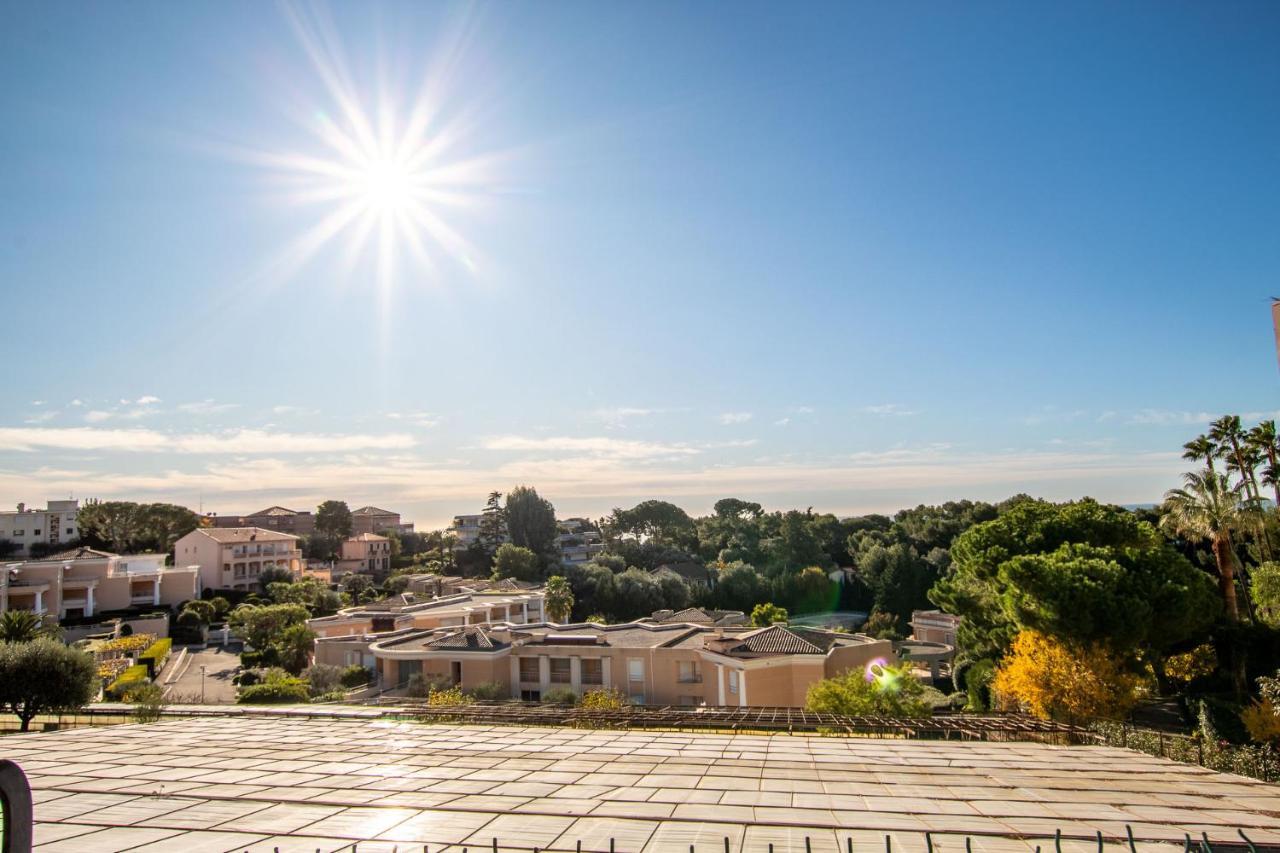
<box><xmin>97</xmin><ymin>658</ymin><xmax>130</xmax><ymax>681</ymax></box>
<box><xmin>542</xmin><ymin>687</ymin><xmax>578</xmax><ymax>705</ymax></box>
<box><xmin>139</xmin><ymin>638</ymin><xmax>172</xmax><ymax>676</ymax></box>
<box><xmin>579</xmin><ymin>687</ymin><xmax>626</xmax><ymax>710</ymax></box>
<box><xmin>100</xmin><ymin>633</ymin><xmax>156</xmax><ymax>654</ymax></box>
<box><xmin>123</xmin><ymin>682</ymin><xmax>165</xmax><ymax>723</ymax></box>
<box><xmin>1243</xmin><ymin>699</ymin><xmax>1280</xmax><ymax>744</ymax></box>
<box><xmin>340</xmin><ymin>664</ymin><xmax>373</xmax><ymax>688</ymax></box>
<box><xmin>466</xmin><ymin>682</ymin><xmax>506</xmax><ymax>701</ymax></box>
<box><xmin>238</xmin><ymin>679</ymin><xmax>310</xmax><ymax>704</ymax></box>
<box><xmin>991</xmin><ymin>630</ymin><xmax>1141</xmax><ymax>725</ymax></box>
<box><xmin>1166</xmin><ymin>644</ymin><xmax>1218</xmax><ymax>686</ymax></box>
<box><xmin>427</xmin><ymin>685</ymin><xmax>467</xmax><ymax>706</ymax></box>
<box><xmin>106</xmin><ymin>664</ymin><xmax>150</xmax><ymax>700</ymax></box>
<box><xmin>233</xmin><ymin>668</ymin><xmax>262</xmax><ymax>687</ymax></box>
<box><xmin>240</xmin><ymin>650</ymin><xmax>264</xmax><ymax>668</ymax></box>
<box><xmin>305</xmin><ymin>664</ymin><xmax>343</xmax><ymax>697</ymax></box>
<box><xmin>805</xmin><ymin>662</ymin><xmax>931</xmax><ymax>717</ymax></box>
<box><xmin>405</xmin><ymin>672</ymin><xmax>453</xmax><ymax>697</ymax></box>
<box><xmin>181</xmin><ymin>600</ymin><xmax>216</xmax><ymax>623</ymax></box>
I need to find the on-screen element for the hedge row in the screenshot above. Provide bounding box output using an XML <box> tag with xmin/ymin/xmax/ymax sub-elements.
<box><xmin>238</xmin><ymin>679</ymin><xmax>310</xmax><ymax>704</ymax></box>
<box><xmin>139</xmin><ymin>638</ymin><xmax>172</xmax><ymax>677</ymax></box>
<box><xmin>106</xmin><ymin>664</ymin><xmax>150</xmax><ymax>700</ymax></box>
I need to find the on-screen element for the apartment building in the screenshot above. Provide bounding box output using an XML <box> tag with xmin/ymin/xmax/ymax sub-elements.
<box><xmin>0</xmin><ymin>547</ymin><xmax>197</xmax><ymax>622</ymax></box>
<box><xmin>557</xmin><ymin>518</ymin><xmax>604</xmax><ymax>566</ymax></box>
<box><xmin>0</xmin><ymin>500</ymin><xmax>80</xmax><ymax>556</ymax></box>
<box><xmin>910</xmin><ymin>609</ymin><xmax>961</xmax><ymax>646</ymax></box>
<box><xmin>335</xmin><ymin>533</ymin><xmax>392</xmax><ymax>577</ymax></box>
<box><xmin>173</xmin><ymin>527</ymin><xmax>303</xmax><ymax>592</ymax></box>
<box><xmin>352</xmin><ymin>506</ymin><xmax>413</xmax><ymax>535</ymax></box>
<box><xmin>449</xmin><ymin>514</ymin><xmax>488</xmax><ymax>549</ymax></box>
<box><xmin>364</xmin><ymin>620</ymin><xmax>892</xmax><ymax>707</ymax></box>
<box><xmin>310</xmin><ymin>587</ymin><xmax>547</xmax><ymax>668</ymax></box>
<box><xmin>208</xmin><ymin>506</ymin><xmax>315</xmax><ymax>536</ymax></box>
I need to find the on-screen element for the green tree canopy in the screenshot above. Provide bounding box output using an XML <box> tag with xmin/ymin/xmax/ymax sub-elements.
<box><xmin>315</xmin><ymin>500</ymin><xmax>353</xmax><ymax>539</ymax></box>
<box><xmin>712</xmin><ymin>561</ymin><xmax>771</xmax><ymax>612</ymax></box>
<box><xmin>606</xmin><ymin>500</ymin><xmax>697</xmax><ymax>551</ymax></box>
<box><xmin>0</xmin><ymin>638</ymin><xmax>97</xmax><ymax>731</ymax></box>
<box><xmin>750</xmin><ymin>603</ymin><xmax>788</xmax><ymax>627</ymax></box>
<box><xmin>229</xmin><ymin>603</ymin><xmax>310</xmax><ymax>652</ymax></box>
<box><xmin>505</xmin><ymin>485</ymin><xmax>559</xmax><ymax>564</ymax></box>
<box><xmin>930</xmin><ymin>499</ymin><xmax>1220</xmax><ymax>663</ymax></box>
<box><xmin>77</xmin><ymin>500</ymin><xmax>200</xmax><ymax>554</ymax></box>
<box><xmin>805</xmin><ymin>664</ymin><xmax>930</xmax><ymax>717</ymax></box>
<box><xmin>492</xmin><ymin>543</ymin><xmax>542</xmax><ymax>582</ymax></box>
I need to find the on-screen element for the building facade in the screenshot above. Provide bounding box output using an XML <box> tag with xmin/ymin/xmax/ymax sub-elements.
<box><xmin>335</xmin><ymin>533</ymin><xmax>392</xmax><ymax>577</ymax></box>
<box><xmin>363</xmin><ymin>621</ymin><xmax>892</xmax><ymax>707</ymax></box>
<box><xmin>0</xmin><ymin>547</ymin><xmax>197</xmax><ymax>622</ymax></box>
<box><xmin>352</xmin><ymin>506</ymin><xmax>413</xmax><ymax>535</ymax></box>
<box><xmin>208</xmin><ymin>506</ymin><xmax>316</xmax><ymax>537</ymax></box>
<box><xmin>0</xmin><ymin>500</ymin><xmax>80</xmax><ymax>557</ymax></box>
<box><xmin>173</xmin><ymin>527</ymin><xmax>303</xmax><ymax>592</ymax></box>
<box><xmin>910</xmin><ymin>609</ymin><xmax>961</xmax><ymax>646</ymax></box>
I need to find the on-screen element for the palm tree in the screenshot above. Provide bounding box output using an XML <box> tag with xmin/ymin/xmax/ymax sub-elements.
<box><xmin>1250</xmin><ymin>420</ymin><xmax>1280</xmax><ymax>507</ymax></box>
<box><xmin>1161</xmin><ymin>470</ymin><xmax>1259</xmax><ymax>622</ymax></box>
<box><xmin>0</xmin><ymin>609</ymin><xmax>45</xmax><ymax>643</ymax></box>
<box><xmin>1183</xmin><ymin>435</ymin><xmax>1220</xmax><ymax>476</ymax></box>
<box><xmin>1211</xmin><ymin>415</ymin><xmax>1262</xmax><ymax>501</ymax></box>
<box><xmin>544</xmin><ymin>575</ymin><xmax>574</xmax><ymax>623</ymax></box>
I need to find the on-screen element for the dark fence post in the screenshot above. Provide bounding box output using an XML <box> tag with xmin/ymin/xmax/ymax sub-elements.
<box><xmin>0</xmin><ymin>759</ymin><xmax>33</xmax><ymax>853</ymax></box>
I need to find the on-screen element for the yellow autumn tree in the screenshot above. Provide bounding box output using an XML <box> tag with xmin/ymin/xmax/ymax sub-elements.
<box><xmin>991</xmin><ymin>630</ymin><xmax>1141</xmax><ymax>724</ymax></box>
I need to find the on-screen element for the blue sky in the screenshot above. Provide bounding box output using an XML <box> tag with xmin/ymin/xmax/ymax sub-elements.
<box><xmin>1</xmin><ymin>1</ymin><xmax>1278</xmax><ymax>529</ymax></box>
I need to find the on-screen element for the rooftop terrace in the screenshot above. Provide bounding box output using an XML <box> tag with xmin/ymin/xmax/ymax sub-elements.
<box><xmin>7</xmin><ymin>716</ymin><xmax>1280</xmax><ymax>852</ymax></box>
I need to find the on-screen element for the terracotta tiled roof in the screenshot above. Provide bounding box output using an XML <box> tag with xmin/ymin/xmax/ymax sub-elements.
<box><xmin>41</xmin><ymin>546</ymin><xmax>118</xmax><ymax>561</ymax></box>
<box><xmin>249</xmin><ymin>506</ymin><xmax>304</xmax><ymax>517</ymax></box>
<box><xmin>196</xmin><ymin>527</ymin><xmax>300</xmax><ymax>543</ymax></box>
<box><xmin>425</xmin><ymin>626</ymin><xmax>498</xmax><ymax>650</ymax></box>
<box><xmin>352</xmin><ymin>506</ymin><xmax>396</xmax><ymax>516</ymax></box>
<box><xmin>713</xmin><ymin>625</ymin><xmax>830</xmax><ymax>656</ymax></box>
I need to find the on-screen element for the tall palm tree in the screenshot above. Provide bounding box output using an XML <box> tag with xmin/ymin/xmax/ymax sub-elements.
<box><xmin>1161</xmin><ymin>470</ymin><xmax>1259</xmax><ymax>622</ymax></box>
<box><xmin>1211</xmin><ymin>415</ymin><xmax>1262</xmax><ymax>501</ymax></box>
<box><xmin>1250</xmin><ymin>420</ymin><xmax>1280</xmax><ymax>507</ymax></box>
<box><xmin>1183</xmin><ymin>435</ymin><xmax>1219</xmax><ymax>476</ymax></box>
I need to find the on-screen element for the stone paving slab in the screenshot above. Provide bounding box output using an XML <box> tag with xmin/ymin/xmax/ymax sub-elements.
<box><xmin>4</xmin><ymin>717</ymin><xmax>1278</xmax><ymax>852</ymax></box>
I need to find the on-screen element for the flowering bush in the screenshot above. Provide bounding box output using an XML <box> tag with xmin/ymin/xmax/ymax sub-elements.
<box><xmin>97</xmin><ymin>658</ymin><xmax>130</xmax><ymax>680</ymax></box>
<box><xmin>99</xmin><ymin>633</ymin><xmax>156</xmax><ymax>654</ymax></box>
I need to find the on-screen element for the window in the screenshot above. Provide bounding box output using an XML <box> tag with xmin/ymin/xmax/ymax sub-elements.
<box><xmin>550</xmin><ymin>658</ymin><xmax>571</xmax><ymax>684</ymax></box>
<box><xmin>678</xmin><ymin>661</ymin><xmax>700</xmax><ymax>683</ymax></box>
<box><xmin>581</xmin><ymin>659</ymin><xmax>603</xmax><ymax>685</ymax></box>
<box><xmin>12</xmin><ymin>530</ymin><xmax>22</xmax><ymax>537</ymax></box>
<box><xmin>627</xmin><ymin>659</ymin><xmax>644</xmax><ymax>682</ymax></box>
<box><xmin>520</xmin><ymin>690</ymin><xmax>541</xmax><ymax>702</ymax></box>
<box><xmin>451</xmin><ymin>661</ymin><xmax>462</xmax><ymax>685</ymax></box>
<box><xmin>728</xmin><ymin>670</ymin><xmax>739</xmax><ymax>695</ymax></box>
<box><xmin>32</xmin><ymin>529</ymin><xmax>40</xmax><ymax>536</ymax></box>
<box><xmin>223</xmin><ymin>564</ymin><xmax>231</xmax><ymax>572</ymax></box>
<box><xmin>66</xmin><ymin>528</ymin><xmax>74</xmax><ymax>535</ymax></box>
<box><xmin>519</xmin><ymin>657</ymin><xmax>540</xmax><ymax>683</ymax></box>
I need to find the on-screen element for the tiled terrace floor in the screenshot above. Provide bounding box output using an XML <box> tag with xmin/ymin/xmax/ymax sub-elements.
<box><xmin>5</xmin><ymin>717</ymin><xmax>1280</xmax><ymax>852</ymax></box>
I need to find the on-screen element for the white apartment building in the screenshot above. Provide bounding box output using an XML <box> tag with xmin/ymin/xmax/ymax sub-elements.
<box><xmin>172</xmin><ymin>527</ymin><xmax>303</xmax><ymax>593</ymax></box>
<box><xmin>1</xmin><ymin>547</ymin><xmax>197</xmax><ymax>622</ymax></box>
<box><xmin>0</xmin><ymin>500</ymin><xmax>80</xmax><ymax>556</ymax></box>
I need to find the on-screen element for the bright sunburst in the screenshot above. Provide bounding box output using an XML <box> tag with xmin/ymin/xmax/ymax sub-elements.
<box><xmin>243</xmin><ymin>2</ymin><xmax>507</xmax><ymax>296</ymax></box>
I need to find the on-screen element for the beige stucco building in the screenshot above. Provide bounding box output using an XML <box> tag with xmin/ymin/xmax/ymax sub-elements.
<box><xmin>362</xmin><ymin>621</ymin><xmax>892</xmax><ymax>707</ymax></box>
<box><xmin>0</xmin><ymin>547</ymin><xmax>197</xmax><ymax>622</ymax></box>
<box><xmin>0</xmin><ymin>500</ymin><xmax>80</xmax><ymax>557</ymax></box>
<box><xmin>335</xmin><ymin>533</ymin><xmax>392</xmax><ymax>577</ymax></box>
<box><xmin>910</xmin><ymin>609</ymin><xmax>961</xmax><ymax>646</ymax></box>
<box><xmin>173</xmin><ymin>527</ymin><xmax>303</xmax><ymax>593</ymax></box>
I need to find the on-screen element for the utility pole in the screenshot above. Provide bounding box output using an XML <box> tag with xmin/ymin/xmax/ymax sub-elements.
<box><xmin>200</xmin><ymin>665</ymin><xmax>207</xmax><ymax>704</ymax></box>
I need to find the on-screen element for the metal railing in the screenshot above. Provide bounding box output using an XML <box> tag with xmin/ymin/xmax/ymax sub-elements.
<box><xmin>273</xmin><ymin>826</ymin><xmax>1275</xmax><ymax>853</ymax></box>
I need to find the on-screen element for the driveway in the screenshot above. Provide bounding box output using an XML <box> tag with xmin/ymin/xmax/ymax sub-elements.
<box><xmin>164</xmin><ymin>646</ymin><xmax>241</xmax><ymax>704</ymax></box>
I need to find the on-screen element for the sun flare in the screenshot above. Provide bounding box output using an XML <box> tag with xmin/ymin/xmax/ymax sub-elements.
<box><xmin>240</xmin><ymin>4</ymin><xmax>506</xmax><ymax>294</ymax></box>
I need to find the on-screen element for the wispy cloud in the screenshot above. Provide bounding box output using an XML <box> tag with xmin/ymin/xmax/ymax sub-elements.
<box><xmin>774</xmin><ymin>418</ymin><xmax>791</xmax><ymax>427</ymax></box>
<box><xmin>0</xmin><ymin>427</ymin><xmax>415</xmax><ymax>454</ymax></box>
<box><xmin>385</xmin><ymin>412</ymin><xmax>441</xmax><ymax>428</ymax></box>
<box><xmin>718</xmin><ymin>412</ymin><xmax>753</xmax><ymax>425</ymax></box>
<box><xmin>177</xmin><ymin>400</ymin><xmax>240</xmax><ymax>415</ymax></box>
<box><xmin>135</xmin><ymin>396</ymin><xmax>161</xmax><ymax>406</ymax></box>
<box><xmin>1127</xmin><ymin>409</ymin><xmax>1217</xmax><ymax>426</ymax></box>
<box><xmin>482</xmin><ymin>435</ymin><xmax>700</xmax><ymax>460</ymax></box>
<box><xmin>84</xmin><ymin>410</ymin><xmax>114</xmax><ymax>423</ymax></box>
<box><xmin>592</xmin><ymin>407</ymin><xmax>659</xmax><ymax>428</ymax></box>
<box><xmin>861</xmin><ymin>403</ymin><xmax>917</xmax><ymax>417</ymax></box>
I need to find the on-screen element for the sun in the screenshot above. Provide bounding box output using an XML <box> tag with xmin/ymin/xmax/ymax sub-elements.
<box><xmin>239</xmin><ymin>3</ymin><xmax>506</xmax><ymax>294</ymax></box>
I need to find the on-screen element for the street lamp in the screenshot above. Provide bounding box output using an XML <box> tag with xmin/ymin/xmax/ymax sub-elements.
<box><xmin>200</xmin><ymin>665</ymin><xmax>207</xmax><ymax>704</ymax></box>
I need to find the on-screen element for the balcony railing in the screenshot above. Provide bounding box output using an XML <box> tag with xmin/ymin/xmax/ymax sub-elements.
<box><xmin>678</xmin><ymin>673</ymin><xmax>704</xmax><ymax>684</ymax></box>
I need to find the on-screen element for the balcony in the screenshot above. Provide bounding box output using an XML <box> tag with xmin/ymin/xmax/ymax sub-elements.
<box><xmin>677</xmin><ymin>672</ymin><xmax>703</xmax><ymax>684</ymax></box>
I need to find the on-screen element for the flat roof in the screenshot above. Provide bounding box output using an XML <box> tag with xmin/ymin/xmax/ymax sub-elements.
<box><xmin>9</xmin><ymin>716</ymin><xmax>1280</xmax><ymax>851</ymax></box>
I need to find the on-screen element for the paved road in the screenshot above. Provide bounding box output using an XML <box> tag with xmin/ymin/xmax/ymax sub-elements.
<box><xmin>164</xmin><ymin>646</ymin><xmax>240</xmax><ymax>704</ymax></box>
